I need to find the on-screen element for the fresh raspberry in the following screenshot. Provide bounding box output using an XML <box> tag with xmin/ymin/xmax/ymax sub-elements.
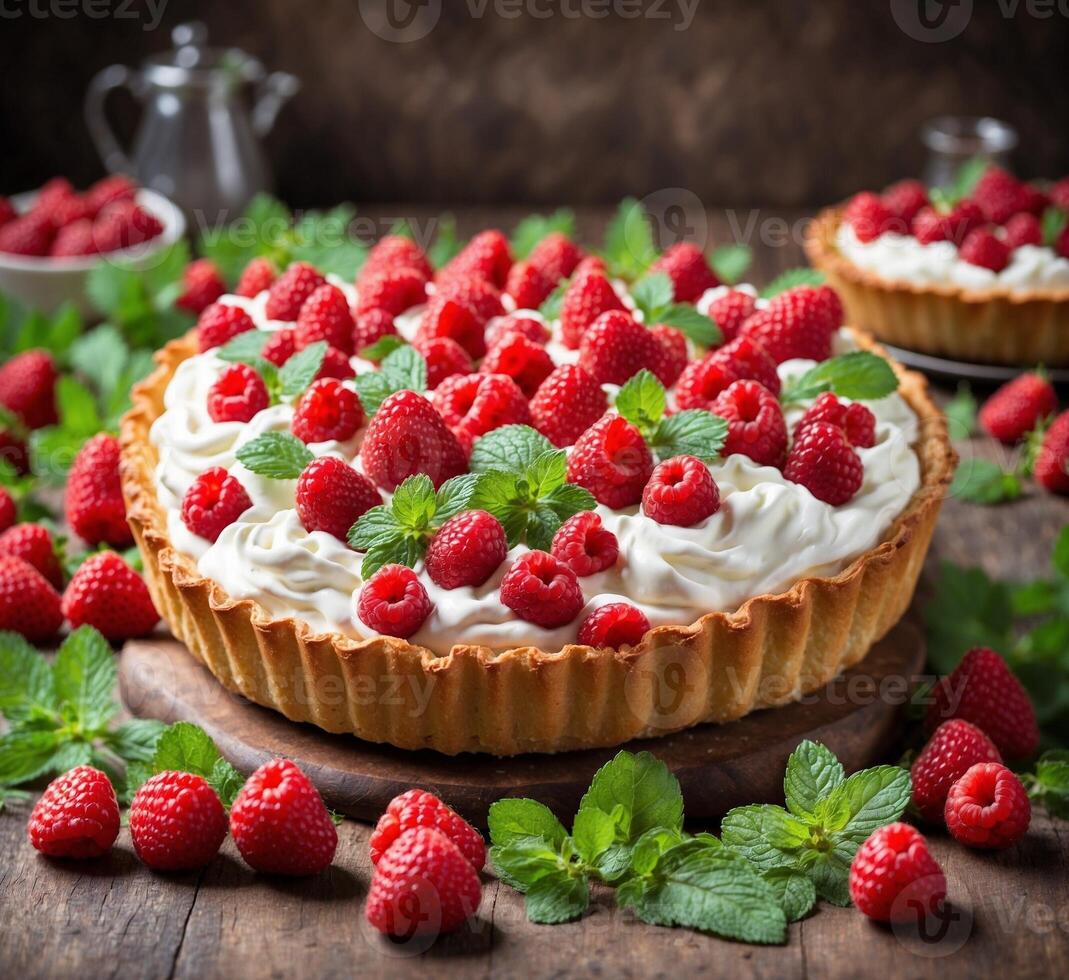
<box><xmin>705</xmin><ymin>289</ymin><xmax>757</xmax><ymax>343</ymax></box>
<box><xmin>264</xmin><ymin>262</ymin><xmax>326</xmax><ymax>321</ymax></box>
<box><xmin>0</xmin><ymin>522</ymin><xmax>63</xmax><ymax>589</ymax></box>
<box><xmin>47</xmin><ymin>194</ymin><xmax>94</xmax><ymax>229</ymax></box>
<box><xmin>1002</xmin><ymin>212</ymin><xmax>1043</xmax><ymax>249</ymax></box>
<box><xmin>912</xmin><ymin>200</ymin><xmax>983</xmax><ymax>246</ymax></box>
<box><xmin>439</xmin><ymin>229</ymin><xmax>512</xmax><ymax>288</ymax></box>
<box><xmin>559</xmin><ymin>270</ymin><xmax>626</xmax><ymax>348</ymax></box>
<box><xmin>353</xmin><ymin>307</ymin><xmax>397</xmax><ymax>357</ymax></box>
<box><xmin>573</xmin><ymin>255</ymin><xmax>607</xmax><ymax>278</ymax></box>
<box><xmin>530</xmin><ymin>365</ymin><xmax>608</xmax><ymax>448</ymax></box>
<box><xmin>642</xmin><ymin>455</ymin><xmax>720</xmax><ymax>526</ymax></box>
<box><xmin>578</xmin><ymin>310</ymin><xmax>660</xmax><ymax>386</ymax></box>
<box><xmin>296</xmin><ymin>283</ymin><xmax>355</xmax><ymax>353</ymax></box>
<box><xmin>412</xmin><ymin>335</ymin><xmax>473</xmax><ymax>389</ymax></box>
<box><xmin>783</xmin><ymin>421</ymin><xmax>863</xmax><ymax>506</ymax></box>
<box><xmin>50</xmin><ymin>220</ymin><xmax>97</xmax><ymax>257</ymax></box>
<box><xmin>741</xmin><ymin>286</ymin><xmax>836</xmax><ymax>363</ymax></box>
<box><xmin>229</xmin><ymin>758</ymin><xmax>338</xmax><ymax>876</ymax></box>
<box><xmin>911</xmin><ymin>719</ymin><xmax>1002</xmax><ymax>823</ymax></box>
<box><xmin>849</xmin><ymin>823</ymin><xmax>946</xmax><ymax>924</ymax></box>
<box><xmin>424</xmin><ymin>510</ymin><xmax>507</xmax><ymax>590</ymax></box>
<box><xmin>882</xmin><ymin>179</ymin><xmax>929</xmax><ymax>225</ymax></box>
<box><xmin>944</xmin><ymin>762</ymin><xmax>1031</xmax><ymax>850</ymax></box>
<box><xmin>436</xmin><ymin>274</ymin><xmax>507</xmax><ymax>327</ymax></box>
<box><xmin>370</xmin><ymin>788</ymin><xmax>486</xmax><ymax>870</ymax></box>
<box><xmin>1034</xmin><ymin>409</ymin><xmax>1069</xmax><ymax>494</ymax></box>
<box><xmin>567</xmin><ymin>413</ymin><xmax>653</xmax><ymax>509</ymax></box>
<box><xmin>0</xmin><ymin>212</ymin><xmax>54</xmax><ymax>256</ymax></box>
<box><xmin>486</xmin><ymin>314</ymin><xmax>550</xmax><ymax>349</ymax></box>
<box><xmin>357</xmin><ymin>564</ymin><xmax>433</xmax><ymax>638</ymax></box>
<box><xmin>1051</xmin><ymin>176</ymin><xmax>1069</xmax><ymax>211</ymax></box>
<box><xmin>0</xmin><ymin>430</ymin><xmax>29</xmax><ymax>476</ymax></box>
<box><xmin>978</xmin><ymin>371</ymin><xmax>1056</xmax><ymax>444</ymax></box>
<box><xmin>313</xmin><ymin>345</ymin><xmax>356</xmax><ymax>382</ymax></box>
<box><xmin>650</xmin><ymin>242</ymin><xmax>720</xmax><ymax>303</ymax></box>
<box><xmin>711</xmin><ymin>380</ymin><xmax>787</xmax><ymax>466</ymax></box>
<box><xmin>91</xmin><ymin>200</ymin><xmax>162</xmax><ymax>251</ymax></box>
<box><xmin>0</xmin><ymin>349</ymin><xmax>58</xmax><ymax>429</ymax></box>
<box><xmin>197</xmin><ymin>302</ymin><xmax>255</xmax><ymax>352</ymax></box>
<box><xmin>0</xmin><ymin>488</ymin><xmax>14</xmax><ymax>532</ymax></box>
<box><xmin>432</xmin><ymin>373</ymin><xmax>530</xmax><ymax>442</ymax></box>
<box><xmin>366</xmin><ymin>827</ymin><xmax>482</xmax><ymax>938</ymax></box>
<box><xmin>674</xmin><ymin>356</ymin><xmax>739</xmax><ymax>411</ymax></box>
<box><xmin>796</xmin><ymin>392</ymin><xmax>877</xmax><ymax>448</ymax></box>
<box><xmin>235</xmin><ymin>255</ymin><xmax>277</xmax><ymax>297</ymax></box>
<box><xmin>843</xmin><ymin>192</ymin><xmax>896</xmax><ymax>242</ymax></box>
<box><xmin>910</xmin><ymin>207</ymin><xmax>947</xmax><ymax>245</ymax></box>
<box><xmin>925</xmin><ymin>647</ymin><xmax>1039</xmax><ymax>759</ymax></box>
<box><xmin>27</xmin><ymin>766</ymin><xmax>120</xmax><ymax>859</ymax></box>
<box><xmin>181</xmin><ymin>466</ymin><xmax>252</xmax><ymax>542</ymax></box>
<box><xmin>577</xmin><ymin>602</ymin><xmax>650</xmax><ymax>647</ymax></box>
<box><xmin>176</xmin><ymin>258</ymin><xmax>226</xmax><ymax>314</ymax></box>
<box><xmin>61</xmin><ymin>551</ymin><xmax>159</xmax><ymax>642</ymax></box>
<box><xmin>648</xmin><ymin>324</ymin><xmax>688</xmax><ymax>387</ymax></box>
<box><xmin>499</xmin><ymin>550</ymin><xmax>584</xmax><ymax>628</ymax></box>
<box><xmin>480</xmin><ymin>330</ymin><xmax>554</xmax><ymax>396</ymax></box>
<box><xmin>528</xmin><ymin>231</ymin><xmax>584</xmax><ymax>284</ymax></box>
<box><xmin>709</xmin><ymin>335</ymin><xmax>781</xmax><ymax>396</ymax></box>
<box><xmin>129</xmin><ymin>771</ymin><xmax>227</xmax><ymax>871</ymax></box>
<box><xmin>1019</xmin><ymin>183</ymin><xmax>1050</xmax><ymax>216</ymax></box>
<box><xmin>65</xmin><ymin>433</ymin><xmax>132</xmax><ymax>547</ymax></box>
<box><xmin>84</xmin><ymin>174</ymin><xmax>137</xmax><ymax>215</ymax></box>
<box><xmin>970</xmin><ymin>166</ymin><xmax>1030</xmax><ymax>224</ymax></box>
<box><xmin>360</xmin><ymin>390</ymin><xmax>467</xmax><ymax>492</ymax></box>
<box><xmin>505</xmin><ymin>259</ymin><xmax>553</xmax><ymax>310</ymax></box>
<box><xmin>361</xmin><ymin>235</ymin><xmax>434</xmax><ymax>283</ymax></box>
<box><xmin>0</xmin><ymin>196</ymin><xmax>15</xmax><ymax>228</ymax></box>
<box><xmin>0</xmin><ymin>555</ymin><xmax>62</xmax><ymax>642</ymax></box>
<box><xmin>206</xmin><ymin>363</ymin><xmax>269</xmax><ymax>423</ymax></box>
<box><xmin>34</xmin><ymin>177</ymin><xmax>75</xmax><ymax>210</ymax></box>
<box><xmin>550</xmin><ymin>511</ymin><xmax>619</xmax><ymax>577</ymax></box>
<box><xmin>295</xmin><ymin>456</ymin><xmax>380</xmax><ymax>541</ymax></box>
<box><xmin>959</xmin><ymin>227</ymin><xmax>1010</xmax><ymax>272</ymax></box>
<box><xmin>357</xmin><ymin>267</ymin><xmax>428</xmax><ymax>318</ymax></box>
<box><xmin>291</xmin><ymin>378</ymin><xmax>364</xmax><ymax>444</ymax></box>
<box><xmin>1057</xmin><ymin>224</ymin><xmax>1069</xmax><ymax>261</ymax></box>
<box><xmin>417</xmin><ymin>294</ymin><xmax>487</xmax><ymax>359</ymax></box>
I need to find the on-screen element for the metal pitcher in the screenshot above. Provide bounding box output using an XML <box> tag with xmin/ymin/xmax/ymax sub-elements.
<box><xmin>84</xmin><ymin>22</ymin><xmax>299</xmax><ymax>227</ymax></box>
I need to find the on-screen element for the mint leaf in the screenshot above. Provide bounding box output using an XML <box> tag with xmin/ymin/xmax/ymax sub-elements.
<box><xmin>539</xmin><ymin>281</ymin><xmax>568</xmax><ymax>320</ymax></box>
<box><xmin>279</xmin><ymin>341</ymin><xmax>328</xmax><ymax>397</ymax></box>
<box><xmin>616</xmin><ymin>370</ymin><xmax>667</xmax><ymax>436</ymax></box>
<box><xmin>0</xmin><ymin>729</ymin><xmax>62</xmax><ymax>784</ymax></box>
<box><xmin>511</xmin><ymin>209</ymin><xmax>576</xmax><ymax>260</ymax></box>
<box><xmin>353</xmin><ymin>345</ymin><xmax>428</xmax><ymax>416</ymax></box>
<box><xmin>52</xmin><ymin>626</ymin><xmax>118</xmax><ymax>732</ymax></box>
<box><xmin>1026</xmin><ymin>751</ymin><xmax>1069</xmax><ymax>818</ymax></box>
<box><xmin>784</xmin><ymin>740</ymin><xmax>845</xmax><ymax>819</ymax></box>
<box><xmin>488</xmin><ymin>798</ymin><xmax>568</xmax><ymax>850</ymax></box>
<box><xmin>1042</xmin><ymin>206</ymin><xmax>1068</xmax><ymax>248</ymax></box>
<box><xmin>944</xmin><ymin>383</ymin><xmax>977</xmax><ymax>439</ymax></box>
<box><xmin>359</xmin><ymin>335</ymin><xmax>406</xmax><ymax>362</ymax></box>
<box><xmin>781</xmin><ymin>351</ymin><xmax>898</xmax><ymax>404</ymax></box>
<box><xmin>428</xmin><ymin>214</ymin><xmax>463</xmax><ymax>269</ymax></box>
<box><xmin>655</xmin><ymin>304</ymin><xmax>721</xmax><ymax>347</ymax></box>
<box><xmin>577</xmin><ymin>750</ymin><xmax>684</xmax><ymax>843</ymax></box>
<box><xmin>650</xmin><ymin>410</ymin><xmax>728</xmax><ymax>463</ymax></box>
<box><xmin>825</xmin><ymin>765</ymin><xmax>912</xmax><ymax>846</ymax></box>
<box><xmin>103</xmin><ymin>719</ymin><xmax>167</xmax><ymax>764</ymax></box>
<box><xmin>391</xmin><ymin>473</ymin><xmax>437</xmax><ymax>528</ymax></box>
<box><xmin>602</xmin><ymin>198</ymin><xmax>656</xmax><ymax>280</ymax></box>
<box><xmin>721</xmin><ymin>804</ymin><xmax>810</xmax><ymax>872</ymax></box>
<box><xmin>134</xmin><ymin>720</ymin><xmax>245</xmax><ymax>807</ymax></box>
<box><xmin>941</xmin><ymin>157</ymin><xmax>988</xmax><ymax>205</ymax></box>
<box><xmin>630</xmin><ymin>272</ymin><xmax>675</xmax><ymax>320</ymax></box>
<box><xmin>470</xmin><ymin>424</ymin><xmax>554</xmax><ymax>474</ymax></box>
<box><xmin>950</xmin><ymin>458</ymin><xmax>1023</xmax><ymax>505</ymax></box>
<box><xmin>924</xmin><ymin>561</ymin><xmax>1015</xmax><ymax>674</ymax></box>
<box><xmin>236</xmin><ymin>431</ymin><xmax>314</xmax><ymax>479</ymax></box>
<box><xmin>0</xmin><ymin>630</ymin><xmax>55</xmax><ymax>722</ymax></box>
<box><xmin>572</xmin><ymin>805</ymin><xmax>621</xmax><ymax>867</ymax></box>
<box><xmin>490</xmin><ymin>836</ymin><xmax>577</xmax><ymax>892</ymax></box>
<box><xmin>760</xmin><ymin>268</ymin><xmax>825</xmax><ymax>298</ymax></box>
<box><xmin>709</xmin><ymin>244</ymin><xmax>753</xmax><ymax>285</ymax></box>
<box><xmin>761</xmin><ymin>867</ymin><xmax>817</xmax><ymax>922</ymax></box>
<box><xmin>217</xmin><ymin>329</ymin><xmax>271</xmax><ymax>364</ymax></box>
<box><xmin>525</xmin><ymin>872</ymin><xmax>590</xmax><ymax>924</ymax></box>
<box><xmin>0</xmin><ymin>785</ymin><xmax>31</xmax><ymax>813</ymax></box>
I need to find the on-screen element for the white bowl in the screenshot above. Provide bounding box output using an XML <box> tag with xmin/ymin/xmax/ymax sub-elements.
<box><xmin>0</xmin><ymin>187</ymin><xmax>186</xmax><ymax>317</ymax></box>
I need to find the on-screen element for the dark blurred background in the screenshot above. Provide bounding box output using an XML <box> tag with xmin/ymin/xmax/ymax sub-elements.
<box><xmin>2</xmin><ymin>0</ymin><xmax>1067</xmax><ymax>209</ymax></box>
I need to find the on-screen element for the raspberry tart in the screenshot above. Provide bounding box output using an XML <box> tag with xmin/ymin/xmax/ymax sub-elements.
<box><xmin>806</xmin><ymin>167</ymin><xmax>1069</xmax><ymax>365</ymax></box>
<box><xmin>121</xmin><ymin>224</ymin><xmax>953</xmax><ymax>755</ymax></box>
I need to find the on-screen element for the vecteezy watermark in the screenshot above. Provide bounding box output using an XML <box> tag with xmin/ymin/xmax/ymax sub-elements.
<box><xmin>357</xmin><ymin>0</ymin><xmax>699</xmax><ymax>43</ymax></box>
<box><xmin>892</xmin><ymin>0</ymin><xmax>1069</xmax><ymax>43</ymax></box>
<box><xmin>0</xmin><ymin>0</ymin><xmax>168</xmax><ymax>30</ymax></box>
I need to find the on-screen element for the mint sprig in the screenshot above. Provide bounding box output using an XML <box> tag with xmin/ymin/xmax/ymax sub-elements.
<box><xmin>510</xmin><ymin>209</ymin><xmax>576</xmax><ymax>260</ymax></box>
<box><xmin>538</xmin><ymin>280</ymin><xmax>568</xmax><ymax>320</ymax></box>
<box><xmin>467</xmin><ymin>428</ymin><xmax>595</xmax><ymax>551</ymax></box>
<box><xmin>235</xmin><ymin>431</ymin><xmax>314</xmax><ymax>479</ymax></box>
<box><xmin>348</xmin><ymin>473</ymin><xmax>480</xmax><ymax>577</ymax></box>
<box><xmin>428</xmin><ymin>214</ymin><xmax>464</xmax><ymax>269</ymax></box>
<box><xmin>601</xmin><ymin>197</ymin><xmax>658</xmax><ymax>281</ymax></box>
<box><xmin>630</xmin><ymin>271</ymin><xmax>721</xmax><ymax>347</ymax></box>
<box><xmin>760</xmin><ymin>268</ymin><xmax>826</xmax><ymax>299</ymax></box>
<box><xmin>950</xmin><ymin>457</ymin><xmax>1024</xmax><ymax>505</ymax></box>
<box><xmin>217</xmin><ymin>336</ymin><xmax>328</xmax><ymax>403</ymax></box>
<box><xmin>944</xmin><ymin>382</ymin><xmax>977</xmax><ymax>438</ymax></box>
<box><xmin>614</xmin><ymin>370</ymin><xmax>727</xmax><ymax>463</ymax></box>
<box><xmin>1023</xmin><ymin>750</ymin><xmax>1069</xmax><ymax>818</ymax></box>
<box><xmin>353</xmin><ymin>345</ymin><xmax>428</xmax><ymax>416</ymax></box>
<box><xmin>779</xmin><ymin>351</ymin><xmax>898</xmax><ymax>405</ymax></box>
<box><xmin>708</xmin><ymin>244</ymin><xmax>753</xmax><ymax>286</ymax></box>
<box><xmin>1042</xmin><ymin>206</ymin><xmax>1068</xmax><ymax>248</ymax></box>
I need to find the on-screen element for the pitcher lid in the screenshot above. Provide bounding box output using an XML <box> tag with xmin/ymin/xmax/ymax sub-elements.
<box><xmin>141</xmin><ymin>22</ymin><xmax>266</xmax><ymax>90</ymax></box>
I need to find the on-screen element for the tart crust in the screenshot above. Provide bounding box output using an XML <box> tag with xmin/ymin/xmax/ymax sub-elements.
<box><xmin>120</xmin><ymin>330</ymin><xmax>955</xmax><ymax>756</ymax></box>
<box><xmin>806</xmin><ymin>206</ymin><xmax>1069</xmax><ymax>366</ymax></box>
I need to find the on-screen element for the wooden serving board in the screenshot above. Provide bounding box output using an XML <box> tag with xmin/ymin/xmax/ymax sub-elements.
<box><xmin>119</xmin><ymin>620</ymin><xmax>925</xmax><ymax>826</ymax></box>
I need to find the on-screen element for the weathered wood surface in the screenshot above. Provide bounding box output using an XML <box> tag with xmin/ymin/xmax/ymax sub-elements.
<box><xmin>1</xmin><ymin>207</ymin><xmax>1067</xmax><ymax>979</ymax></box>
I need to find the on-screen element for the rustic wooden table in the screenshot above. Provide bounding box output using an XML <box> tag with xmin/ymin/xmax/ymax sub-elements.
<box><xmin>1</xmin><ymin>207</ymin><xmax>1067</xmax><ymax>980</ymax></box>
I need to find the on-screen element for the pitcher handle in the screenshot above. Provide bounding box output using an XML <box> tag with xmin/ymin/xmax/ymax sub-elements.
<box><xmin>84</xmin><ymin>64</ymin><xmax>136</xmax><ymax>174</ymax></box>
<box><xmin>252</xmin><ymin>71</ymin><xmax>300</xmax><ymax>138</ymax></box>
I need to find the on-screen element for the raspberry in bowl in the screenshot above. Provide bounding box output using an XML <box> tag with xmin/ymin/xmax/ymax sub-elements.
<box><xmin>119</xmin><ymin>221</ymin><xmax>954</xmax><ymax>755</ymax></box>
<box><xmin>805</xmin><ymin>166</ymin><xmax>1069</xmax><ymax>366</ymax></box>
<box><xmin>0</xmin><ymin>175</ymin><xmax>185</xmax><ymax>316</ymax></box>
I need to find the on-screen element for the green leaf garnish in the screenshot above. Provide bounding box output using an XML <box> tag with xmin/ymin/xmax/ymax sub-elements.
<box><xmin>944</xmin><ymin>383</ymin><xmax>977</xmax><ymax>439</ymax></box>
<box><xmin>1042</xmin><ymin>206</ymin><xmax>1068</xmax><ymax>248</ymax></box>
<box><xmin>353</xmin><ymin>345</ymin><xmax>428</xmax><ymax>416</ymax></box>
<box><xmin>428</xmin><ymin>214</ymin><xmax>464</xmax><ymax>269</ymax></box>
<box><xmin>124</xmin><ymin>721</ymin><xmax>244</xmax><ymax>808</ymax></box>
<box><xmin>630</xmin><ymin>271</ymin><xmax>721</xmax><ymax>347</ymax></box>
<box><xmin>779</xmin><ymin>351</ymin><xmax>898</xmax><ymax>404</ymax></box>
<box><xmin>278</xmin><ymin>340</ymin><xmax>327</xmax><ymax>397</ymax></box>
<box><xmin>614</xmin><ymin>370</ymin><xmax>728</xmax><ymax>462</ymax></box>
<box><xmin>235</xmin><ymin>431</ymin><xmax>314</xmax><ymax>479</ymax></box>
<box><xmin>510</xmin><ymin>209</ymin><xmax>576</xmax><ymax>260</ymax></box>
<box><xmin>950</xmin><ymin>458</ymin><xmax>1023</xmax><ymax>505</ymax></box>
<box><xmin>709</xmin><ymin>244</ymin><xmax>753</xmax><ymax>285</ymax></box>
<box><xmin>601</xmin><ymin>197</ymin><xmax>657</xmax><ymax>281</ymax></box>
<box><xmin>760</xmin><ymin>268</ymin><xmax>825</xmax><ymax>299</ymax></box>
<box><xmin>359</xmin><ymin>334</ymin><xmax>407</xmax><ymax>362</ymax></box>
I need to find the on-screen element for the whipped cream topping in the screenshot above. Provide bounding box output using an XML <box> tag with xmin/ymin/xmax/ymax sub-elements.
<box><xmin>150</xmin><ymin>285</ymin><xmax>922</xmax><ymax>655</ymax></box>
<box><xmin>836</xmin><ymin>224</ymin><xmax>1069</xmax><ymax>292</ymax></box>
